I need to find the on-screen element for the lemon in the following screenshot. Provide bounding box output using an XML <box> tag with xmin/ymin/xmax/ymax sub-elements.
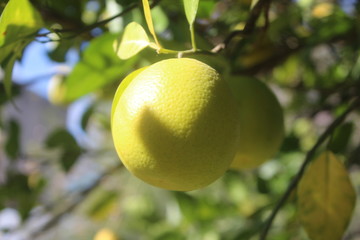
<box><xmin>111</xmin><ymin>58</ymin><xmax>239</xmax><ymax>191</ymax></box>
<box><xmin>227</xmin><ymin>76</ymin><xmax>284</xmax><ymax>169</ymax></box>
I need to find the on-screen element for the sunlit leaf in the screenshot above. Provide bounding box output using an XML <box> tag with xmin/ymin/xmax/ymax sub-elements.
<box><xmin>142</xmin><ymin>0</ymin><xmax>160</xmax><ymax>46</ymax></box>
<box><xmin>86</xmin><ymin>190</ymin><xmax>119</xmax><ymax>221</ymax></box>
<box><xmin>94</xmin><ymin>228</ymin><xmax>118</xmax><ymax>240</ymax></box>
<box><xmin>183</xmin><ymin>0</ymin><xmax>199</xmax><ymax>25</ymax></box>
<box><xmin>113</xmin><ymin>22</ymin><xmax>150</xmax><ymax>60</ymax></box>
<box><xmin>0</xmin><ymin>0</ymin><xmax>44</xmax><ymax>47</ymax></box>
<box><xmin>298</xmin><ymin>151</ymin><xmax>356</xmax><ymax>240</ymax></box>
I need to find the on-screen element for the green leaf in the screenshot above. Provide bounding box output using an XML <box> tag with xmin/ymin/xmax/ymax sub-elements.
<box><xmin>3</xmin><ymin>53</ymin><xmax>17</xmax><ymax>95</ymax></box>
<box><xmin>113</xmin><ymin>22</ymin><xmax>150</xmax><ymax>60</ymax></box>
<box><xmin>51</xmin><ymin>33</ymin><xmax>136</xmax><ymax>104</ymax></box>
<box><xmin>298</xmin><ymin>151</ymin><xmax>356</xmax><ymax>240</ymax></box>
<box><xmin>183</xmin><ymin>0</ymin><xmax>199</xmax><ymax>25</ymax></box>
<box><xmin>5</xmin><ymin>119</ymin><xmax>20</xmax><ymax>160</ymax></box>
<box><xmin>111</xmin><ymin>66</ymin><xmax>148</xmax><ymax>126</ymax></box>
<box><xmin>328</xmin><ymin>122</ymin><xmax>354</xmax><ymax>154</ymax></box>
<box><xmin>142</xmin><ymin>0</ymin><xmax>160</xmax><ymax>46</ymax></box>
<box><xmin>45</xmin><ymin>129</ymin><xmax>82</xmax><ymax>172</ymax></box>
<box><xmin>0</xmin><ymin>0</ymin><xmax>44</xmax><ymax>47</ymax></box>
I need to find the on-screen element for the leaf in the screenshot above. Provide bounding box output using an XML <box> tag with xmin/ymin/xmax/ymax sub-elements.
<box><xmin>142</xmin><ymin>0</ymin><xmax>160</xmax><ymax>46</ymax></box>
<box><xmin>3</xmin><ymin>53</ymin><xmax>17</xmax><ymax>95</ymax></box>
<box><xmin>297</xmin><ymin>151</ymin><xmax>356</xmax><ymax>240</ymax></box>
<box><xmin>45</xmin><ymin>129</ymin><xmax>82</xmax><ymax>172</ymax></box>
<box><xmin>0</xmin><ymin>0</ymin><xmax>44</xmax><ymax>47</ymax></box>
<box><xmin>113</xmin><ymin>22</ymin><xmax>150</xmax><ymax>60</ymax></box>
<box><xmin>328</xmin><ymin>122</ymin><xmax>354</xmax><ymax>154</ymax></box>
<box><xmin>55</xmin><ymin>33</ymin><xmax>136</xmax><ymax>103</ymax></box>
<box><xmin>5</xmin><ymin>119</ymin><xmax>20</xmax><ymax>160</ymax></box>
<box><xmin>183</xmin><ymin>0</ymin><xmax>200</xmax><ymax>25</ymax></box>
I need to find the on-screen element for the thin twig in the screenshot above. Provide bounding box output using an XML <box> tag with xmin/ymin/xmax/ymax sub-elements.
<box><xmin>259</xmin><ymin>97</ymin><xmax>360</xmax><ymax>240</ymax></box>
<box><xmin>36</xmin><ymin>0</ymin><xmax>161</xmax><ymax>40</ymax></box>
<box><xmin>12</xmin><ymin>163</ymin><xmax>123</xmax><ymax>239</ymax></box>
<box><xmin>214</xmin><ymin>0</ymin><xmax>272</xmax><ymax>52</ymax></box>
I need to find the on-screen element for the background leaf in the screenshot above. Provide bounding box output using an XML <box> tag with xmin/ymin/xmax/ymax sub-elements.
<box><xmin>57</xmin><ymin>33</ymin><xmax>136</xmax><ymax>103</ymax></box>
<box><xmin>183</xmin><ymin>0</ymin><xmax>200</xmax><ymax>25</ymax></box>
<box><xmin>297</xmin><ymin>151</ymin><xmax>356</xmax><ymax>240</ymax></box>
<box><xmin>5</xmin><ymin>119</ymin><xmax>20</xmax><ymax>160</ymax></box>
<box><xmin>45</xmin><ymin>129</ymin><xmax>82</xmax><ymax>172</ymax></box>
<box><xmin>114</xmin><ymin>22</ymin><xmax>150</xmax><ymax>60</ymax></box>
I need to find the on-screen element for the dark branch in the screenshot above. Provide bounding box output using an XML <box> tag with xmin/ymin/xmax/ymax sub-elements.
<box><xmin>259</xmin><ymin>97</ymin><xmax>360</xmax><ymax>240</ymax></box>
<box><xmin>213</xmin><ymin>0</ymin><xmax>272</xmax><ymax>52</ymax></box>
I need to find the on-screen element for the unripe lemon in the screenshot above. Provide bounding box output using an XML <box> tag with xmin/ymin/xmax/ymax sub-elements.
<box><xmin>111</xmin><ymin>58</ymin><xmax>239</xmax><ymax>191</ymax></box>
<box><xmin>227</xmin><ymin>76</ymin><xmax>284</xmax><ymax>169</ymax></box>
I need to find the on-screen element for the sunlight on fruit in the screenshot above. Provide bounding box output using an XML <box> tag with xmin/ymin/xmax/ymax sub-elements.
<box><xmin>93</xmin><ymin>228</ymin><xmax>118</xmax><ymax>240</ymax></box>
<box><xmin>111</xmin><ymin>58</ymin><xmax>240</xmax><ymax>191</ymax></box>
<box><xmin>312</xmin><ymin>3</ymin><xmax>334</xmax><ymax>18</ymax></box>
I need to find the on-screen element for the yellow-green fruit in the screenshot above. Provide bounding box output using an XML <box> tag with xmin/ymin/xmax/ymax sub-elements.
<box><xmin>111</xmin><ymin>58</ymin><xmax>239</xmax><ymax>191</ymax></box>
<box><xmin>228</xmin><ymin>77</ymin><xmax>284</xmax><ymax>169</ymax></box>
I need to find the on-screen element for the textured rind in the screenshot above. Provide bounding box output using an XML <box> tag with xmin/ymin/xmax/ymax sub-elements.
<box><xmin>228</xmin><ymin>77</ymin><xmax>284</xmax><ymax>169</ymax></box>
<box><xmin>112</xmin><ymin>58</ymin><xmax>239</xmax><ymax>191</ymax></box>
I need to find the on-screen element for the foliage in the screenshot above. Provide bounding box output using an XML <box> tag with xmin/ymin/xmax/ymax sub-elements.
<box><xmin>0</xmin><ymin>0</ymin><xmax>360</xmax><ymax>239</ymax></box>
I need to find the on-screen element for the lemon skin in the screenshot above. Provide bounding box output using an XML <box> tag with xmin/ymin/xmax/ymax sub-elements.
<box><xmin>112</xmin><ymin>58</ymin><xmax>239</xmax><ymax>191</ymax></box>
<box><xmin>228</xmin><ymin>76</ymin><xmax>284</xmax><ymax>169</ymax></box>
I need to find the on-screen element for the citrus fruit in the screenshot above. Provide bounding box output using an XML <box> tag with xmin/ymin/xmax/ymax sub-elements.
<box><xmin>111</xmin><ymin>58</ymin><xmax>239</xmax><ymax>191</ymax></box>
<box><xmin>227</xmin><ymin>76</ymin><xmax>284</xmax><ymax>169</ymax></box>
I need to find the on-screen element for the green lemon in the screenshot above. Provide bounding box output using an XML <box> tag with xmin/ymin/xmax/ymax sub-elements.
<box><xmin>227</xmin><ymin>76</ymin><xmax>284</xmax><ymax>169</ymax></box>
<box><xmin>111</xmin><ymin>58</ymin><xmax>239</xmax><ymax>191</ymax></box>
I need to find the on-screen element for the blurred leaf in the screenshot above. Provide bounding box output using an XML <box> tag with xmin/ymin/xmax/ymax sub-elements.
<box><xmin>81</xmin><ymin>104</ymin><xmax>95</xmax><ymax>131</ymax></box>
<box><xmin>152</xmin><ymin>6</ymin><xmax>169</xmax><ymax>33</ymax></box>
<box><xmin>173</xmin><ymin>192</ymin><xmax>198</xmax><ymax>221</ymax></box>
<box><xmin>298</xmin><ymin>151</ymin><xmax>356</xmax><ymax>240</ymax></box>
<box><xmin>183</xmin><ymin>0</ymin><xmax>199</xmax><ymax>25</ymax></box>
<box><xmin>328</xmin><ymin>122</ymin><xmax>354</xmax><ymax>154</ymax></box>
<box><xmin>59</xmin><ymin>33</ymin><xmax>136</xmax><ymax>103</ymax></box>
<box><xmin>3</xmin><ymin>53</ymin><xmax>16</xmax><ymax>95</ymax></box>
<box><xmin>0</xmin><ymin>82</ymin><xmax>20</xmax><ymax>105</ymax></box>
<box><xmin>114</xmin><ymin>22</ymin><xmax>150</xmax><ymax>60</ymax></box>
<box><xmin>0</xmin><ymin>173</ymin><xmax>40</xmax><ymax>219</ymax></box>
<box><xmin>45</xmin><ymin>129</ymin><xmax>82</xmax><ymax>172</ymax></box>
<box><xmin>86</xmin><ymin>190</ymin><xmax>119</xmax><ymax>221</ymax></box>
<box><xmin>5</xmin><ymin>119</ymin><xmax>20</xmax><ymax>160</ymax></box>
<box><xmin>0</xmin><ymin>0</ymin><xmax>44</xmax><ymax>47</ymax></box>
<box><xmin>142</xmin><ymin>0</ymin><xmax>159</xmax><ymax>46</ymax></box>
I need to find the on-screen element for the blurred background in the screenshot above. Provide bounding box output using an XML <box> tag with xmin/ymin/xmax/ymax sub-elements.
<box><xmin>0</xmin><ymin>0</ymin><xmax>360</xmax><ymax>239</ymax></box>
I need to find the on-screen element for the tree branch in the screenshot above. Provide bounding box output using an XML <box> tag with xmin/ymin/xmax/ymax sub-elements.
<box><xmin>11</xmin><ymin>163</ymin><xmax>123</xmax><ymax>239</ymax></box>
<box><xmin>259</xmin><ymin>96</ymin><xmax>360</xmax><ymax>240</ymax></box>
<box><xmin>212</xmin><ymin>0</ymin><xmax>272</xmax><ymax>52</ymax></box>
<box><xmin>36</xmin><ymin>0</ymin><xmax>162</xmax><ymax>40</ymax></box>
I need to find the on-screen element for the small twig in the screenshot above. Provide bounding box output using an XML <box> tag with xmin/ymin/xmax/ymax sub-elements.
<box><xmin>36</xmin><ymin>0</ymin><xmax>162</xmax><ymax>41</ymax></box>
<box><xmin>214</xmin><ymin>0</ymin><xmax>272</xmax><ymax>52</ymax></box>
<box><xmin>12</xmin><ymin>163</ymin><xmax>123</xmax><ymax>239</ymax></box>
<box><xmin>259</xmin><ymin>97</ymin><xmax>360</xmax><ymax>240</ymax></box>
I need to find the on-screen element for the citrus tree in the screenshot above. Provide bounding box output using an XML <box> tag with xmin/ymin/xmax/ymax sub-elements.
<box><xmin>0</xmin><ymin>0</ymin><xmax>360</xmax><ymax>239</ymax></box>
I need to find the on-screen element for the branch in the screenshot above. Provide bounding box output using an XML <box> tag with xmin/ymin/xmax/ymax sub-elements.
<box><xmin>212</xmin><ymin>0</ymin><xmax>272</xmax><ymax>52</ymax></box>
<box><xmin>36</xmin><ymin>0</ymin><xmax>162</xmax><ymax>40</ymax></box>
<box><xmin>11</xmin><ymin>163</ymin><xmax>123</xmax><ymax>239</ymax></box>
<box><xmin>259</xmin><ymin>96</ymin><xmax>360</xmax><ymax>240</ymax></box>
